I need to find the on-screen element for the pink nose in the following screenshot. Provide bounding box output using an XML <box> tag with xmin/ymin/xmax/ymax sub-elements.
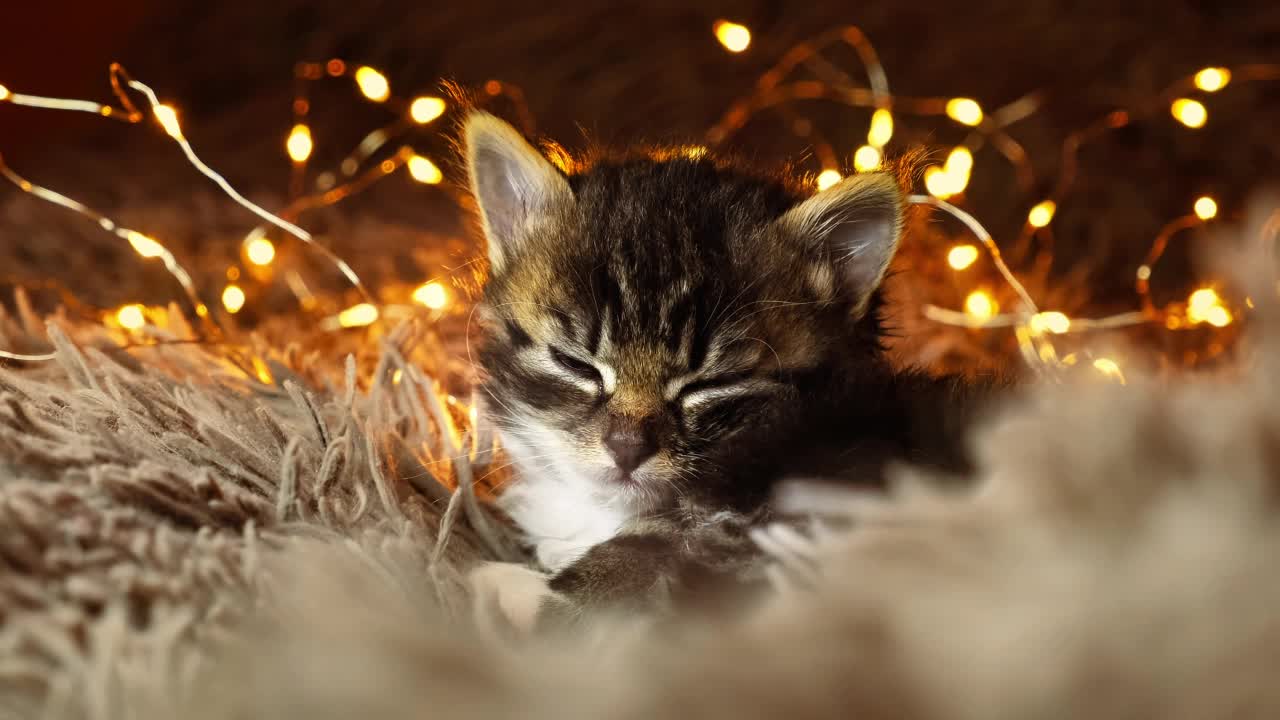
<box><xmin>603</xmin><ymin>416</ymin><xmax>658</xmax><ymax>472</ymax></box>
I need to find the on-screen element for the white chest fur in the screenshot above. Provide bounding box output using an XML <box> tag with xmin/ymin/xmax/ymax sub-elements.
<box><xmin>497</xmin><ymin>472</ymin><xmax>631</xmax><ymax>571</ymax></box>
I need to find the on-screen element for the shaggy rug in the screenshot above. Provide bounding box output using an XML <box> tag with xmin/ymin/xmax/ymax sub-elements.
<box><xmin>3</xmin><ymin>207</ymin><xmax>1280</xmax><ymax>718</ymax></box>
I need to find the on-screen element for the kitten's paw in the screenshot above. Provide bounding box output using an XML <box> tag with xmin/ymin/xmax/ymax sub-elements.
<box><xmin>467</xmin><ymin>562</ymin><xmax>555</xmax><ymax>635</ymax></box>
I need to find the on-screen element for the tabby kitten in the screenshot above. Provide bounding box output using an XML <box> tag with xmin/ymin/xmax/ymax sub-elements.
<box><xmin>466</xmin><ymin>112</ymin><xmax>994</xmax><ymax>618</ymax></box>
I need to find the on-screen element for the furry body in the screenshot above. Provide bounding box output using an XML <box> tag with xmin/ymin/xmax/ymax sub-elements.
<box><xmin>465</xmin><ymin>113</ymin><xmax>998</xmax><ymax>612</ymax></box>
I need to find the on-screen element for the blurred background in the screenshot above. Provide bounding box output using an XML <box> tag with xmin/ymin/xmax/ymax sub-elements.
<box><xmin>1</xmin><ymin>0</ymin><xmax>1278</xmax><ymax>372</ymax></box>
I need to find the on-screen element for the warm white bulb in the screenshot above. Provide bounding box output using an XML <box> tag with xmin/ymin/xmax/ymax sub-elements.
<box><xmin>713</xmin><ymin>20</ymin><xmax>751</xmax><ymax>52</ymax></box>
<box><xmin>355</xmin><ymin>66</ymin><xmax>391</xmax><ymax>102</ymax></box>
<box><xmin>1171</xmin><ymin>98</ymin><xmax>1207</xmax><ymax>129</ymax></box>
<box><xmin>1193</xmin><ymin>196</ymin><xmax>1218</xmax><ymax>220</ymax></box>
<box><xmin>246</xmin><ymin>237</ymin><xmax>276</xmax><ymax>266</ymax></box>
<box><xmin>410</xmin><ymin>96</ymin><xmax>447</xmax><ymax>124</ymax></box>
<box><xmin>413</xmin><ymin>281</ymin><xmax>449</xmax><ymax>310</ymax></box>
<box><xmin>947</xmin><ymin>244</ymin><xmax>979</xmax><ymax>271</ymax></box>
<box><xmin>1193</xmin><ymin>67</ymin><xmax>1230</xmax><ymax>92</ymax></box>
<box><xmin>222</xmin><ymin>284</ymin><xmax>246</xmax><ymax>314</ymax></box>
<box><xmin>816</xmin><ymin>169</ymin><xmax>842</xmax><ymax>191</ymax></box>
<box><xmin>852</xmin><ymin>145</ymin><xmax>881</xmax><ymax>172</ymax></box>
<box><xmin>945</xmin><ymin>98</ymin><xmax>983</xmax><ymax>126</ymax></box>
<box><xmin>867</xmin><ymin>109</ymin><xmax>893</xmax><ymax>148</ymax></box>
<box><xmin>964</xmin><ymin>290</ymin><xmax>997</xmax><ymax>321</ymax></box>
<box><xmin>1028</xmin><ymin>200</ymin><xmax>1056</xmax><ymax>228</ymax></box>
<box><xmin>116</xmin><ymin>304</ymin><xmax>146</xmax><ymax>330</ymax></box>
<box><xmin>286</xmin><ymin>124</ymin><xmax>313</xmax><ymax>163</ymax></box>
<box><xmin>407</xmin><ymin>155</ymin><xmax>443</xmax><ymax>184</ymax></box>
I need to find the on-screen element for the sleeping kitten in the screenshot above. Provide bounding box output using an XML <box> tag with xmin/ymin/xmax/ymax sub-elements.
<box><xmin>465</xmin><ymin>112</ymin><xmax>998</xmax><ymax>620</ymax></box>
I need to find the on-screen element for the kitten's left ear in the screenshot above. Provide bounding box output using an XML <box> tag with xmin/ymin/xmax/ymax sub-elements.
<box><xmin>464</xmin><ymin>112</ymin><xmax>574</xmax><ymax>274</ymax></box>
<box><xmin>776</xmin><ymin>173</ymin><xmax>903</xmax><ymax>314</ymax></box>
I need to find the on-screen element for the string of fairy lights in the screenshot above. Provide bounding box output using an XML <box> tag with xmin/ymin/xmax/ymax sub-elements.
<box><xmin>0</xmin><ymin>23</ymin><xmax>1277</xmax><ymax>381</ymax></box>
<box><xmin>707</xmin><ymin>22</ymin><xmax>1279</xmax><ymax>379</ymax></box>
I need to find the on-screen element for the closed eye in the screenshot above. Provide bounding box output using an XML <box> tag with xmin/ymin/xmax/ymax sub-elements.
<box><xmin>673</xmin><ymin>369</ymin><xmax>756</xmax><ymax>401</ymax></box>
<box><xmin>672</xmin><ymin>370</ymin><xmax>781</xmax><ymax>412</ymax></box>
<box><xmin>549</xmin><ymin>346</ymin><xmax>601</xmax><ymax>380</ymax></box>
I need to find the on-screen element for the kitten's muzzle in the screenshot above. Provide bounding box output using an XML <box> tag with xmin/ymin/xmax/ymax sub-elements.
<box><xmin>603</xmin><ymin>414</ymin><xmax>659</xmax><ymax>475</ymax></box>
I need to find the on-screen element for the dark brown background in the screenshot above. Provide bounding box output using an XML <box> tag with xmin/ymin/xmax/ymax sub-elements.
<box><xmin>1</xmin><ymin>0</ymin><xmax>1277</xmax><ymax>317</ymax></box>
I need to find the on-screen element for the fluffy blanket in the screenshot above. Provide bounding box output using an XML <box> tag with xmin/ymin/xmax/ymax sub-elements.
<box><xmin>3</xmin><ymin>240</ymin><xmax>1280</xmax><ymax>720</ymax></box>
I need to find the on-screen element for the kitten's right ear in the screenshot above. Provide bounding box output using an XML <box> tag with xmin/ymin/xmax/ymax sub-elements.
<box><xmin>464</xmin><ymin>112</ymin><xmax>573</xmax><ymax>274</ymax></box>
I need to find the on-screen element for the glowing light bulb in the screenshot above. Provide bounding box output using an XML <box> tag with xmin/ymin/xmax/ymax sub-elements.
<box><xmin>355</xmin><ymin>66</ymin><xmax>390</xmax><ymax>102</ymax></box>
<box><xmin>1027</xmin><ymin>200</ymin><xmax>1057</xmax><ymax>228</ymax></box>
<box><xmin>409</xmin><ymin>96</ymin><xmax>447</xmax><ymax>124</ymax></box>
<box><xmin>0</xmin><ymin>85</ymin><xmax>10</xmax><ymax>101</ymax></box>
<box><xmin>713</xmin><ymin>20</ymin><xmax>751</xmax><ymax>53</ymax></box>
<box><xmin>816</xmin><ymin>169</ymin><xmax>842</xmax><ymax>191</ymax></box>
<box><xmin>413</xmin><ymin>281</ymin><xmax>449</xmax><ymax>310</ymax></box>
<box><xmin>852</xmin><ymin>145</ymin><xmax>881</xmax><ymax>172</ymax></box>
<box><xmin>1193</xmin><ymin>67</ymin><xmax>1230</xmax><ymax>92</ymax></box>
<box><xmin>127</xmin><ymin>232</ymin><xmax>165</xmax><ymax>258</ymax></box>
<box><xmin>924</xmin><ymin>166</ymin><xmax>953</xmax><ymax>199</ymax></box>
<box><xmin>1171</xmin><ymin>98</ymin><xmax>1207</xmax><ymax>128</ymax></box>
<box><xmin>1188</xmin><ymin>287</ymin><xmax>1220</xmax><ymax>313</ymax></box>
<box><xmin>1092</xmin><ymin>358</ymin><xmax>1125</xmax><ymax>384</ymax></box>
<box><xmin>153</xmin><ymin>104</ymin><xmax>182</xmax><ymax>138</ymax></box>
<box><xmin>867</xmin><ymin>109</ymin><xmax>893</xmax><ymax>148</ymax></box>
<box><xmin>947</xmin><ymin>244</ymin><xmax>979</xmax><ymax>270</ymax></box>
<box><xmin>1194</xmin><ymin>196</ymin><xmax>1218</xmax><ymax>220</ymax></box>
<box><xmin>338</xmin><ymin>303</ymin><xmax>379</xmax><ymax>328</ymax></box>
<box><xmin>945</xmin><ymin>98</ymin><xmax>983</xmax><ymax>126</ymax></box>
<box><xmin>246</xmin><ymin>237</ymin><xmax>276</xmax><ymax>266</ymax></box>
<box><xmin>407</xmin><ymin>155</ymin><xmax>443</xmax><ymax>184</ymax></box>
<box><xmin>945</xmin><ymin>146</ymin><xmax>973</xmax><ymax>176</ymax></box>
<box><xmin>1030</xmin><ymin>311</ymin><xmax>1071</xmax><ymax>335</ymax></box>
<box><xmin>1205</xmin><ymin>306</ymin><xmax>1232</xmax><ymax>327</ymax></box>
<box><xmin>964</xmin><ymin>290</ymin><xmax>997</xmax><ymax>321</ymax></box>
<box><xmin>222</xmin><ymin>284</ymin><xmax>246</xmax><ymax>314</ymax></box>
<box><xmin>1186</xmin><ymin>287</ymin><xmax>1226</xmax><ymax>326</ymax></box>
<box><xmin>943</xmin><ymin>146</ymin><xmax>973</xmax><ymax>193</ymax></box>
<box><xmin>286</xmin><ymin>124</ymin><xmax>313</xmax><ymax>163</ymax></box>
<box><xmin>117</xmin><ymin>304</ymin><xmax>146</xmax><ymax>330</ymax></box>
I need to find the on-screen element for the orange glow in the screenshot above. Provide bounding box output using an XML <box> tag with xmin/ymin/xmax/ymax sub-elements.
<box><xmin>407</xmin><ymin>155</ymin><xmax>443</xmax><ymax>184</ymax></box>
<box><xmin>410</xmin><ymin>96</ymin><xmax>447</xmax><ymax>124</ymax></box>
<box><xmin>945</xmin><ymin>98</ymin><xmax>983</xmax><ymax>126</ymax></box>
<box><xmin>1193</xmin><ymin>196</ymin><xmax>1218</xmax><ymax>220</ymax></box>
<box><xmin>222</xmin><ymin>284</ymin><xmax>246</xmax><ymax>313</ymax></box>
<box><xmin>116</xmin><ymin>304</ymin><xmax>146</xmax><ymax>330</ymax></box>
<box><xmin>1030</xmin><ymin>311</ymin><xmax>1071</xmax><ymax>334</ymax></box>
<box><xmin>246</xmin><ymin>237</ymin><xmax>276</xmax><ymax>266</ymax></box>
<box><xmin>964</xmin><ymin>290</ymin><xmax>997</xmax><ymax>321</ymax></box>
<box><xmin>713</xmin><ymin>20</ymin><xmax>751</xmax><ymax>52</ymax></box>
<box><xmin>413</xmin><ymin>281</ymin><xmax>449</xmax><ymax>309</ymax></box>
<box><xmin>355</xmin><ymin>66</ymin><xmax>390</xmax><ymax>102</ymax></box>
<box><xmin>127</xmin><ymin>232</ymin><xmax>165</xmax><ymax>258</ymax></box>
<box><xmin>153</xmin><ymin>104</ymin><xmax>182</xmax><ymax>138</ymax></box>
<box><xmin>286</xmin><ymin>124</ymin><xmax>313</xmax><ymax>163</ymax></box>
<box><xmin>1028</xmin><ymin>200</ymin><xmax>1056</xmax><ymax>228</ymax></box>
<box><xmin>947</xmin><ymin>244</ymin><xmax>979</xmax><ymax>270</ymax></box>
<box><xmin>1093</xmin><ymin>358</ymin><xmax>1125</xmax><ymax>384</ymax></box>
<box><xmin>867</xmin><ymin>109</ymin><xmax>893</xmax><ymax>148</ymax></box>
<box><xmin>1193</xmin><ymin>67</ymin><xmax>1230</xmax><ymax>92</ymax></box>
<box><xmin>853</xmin><ymin>145</ymin><xmax>881</xmax><ymax>172</ymax></box>
<box><xmin>338</xmin><ymin>303</ymin><xmax>379</xmax><ymax>328</ymax></box>
<box><xmin>1171</xmin><ymin>98</ymin><xmax>1207</xmax><ymax>128</ymax></box>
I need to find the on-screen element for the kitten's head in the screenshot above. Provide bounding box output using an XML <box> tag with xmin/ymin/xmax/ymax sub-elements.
<box><xmin>465</xmin><ymin>112</ymin><xmax>902</xmax><ymax>511</ymax></box>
